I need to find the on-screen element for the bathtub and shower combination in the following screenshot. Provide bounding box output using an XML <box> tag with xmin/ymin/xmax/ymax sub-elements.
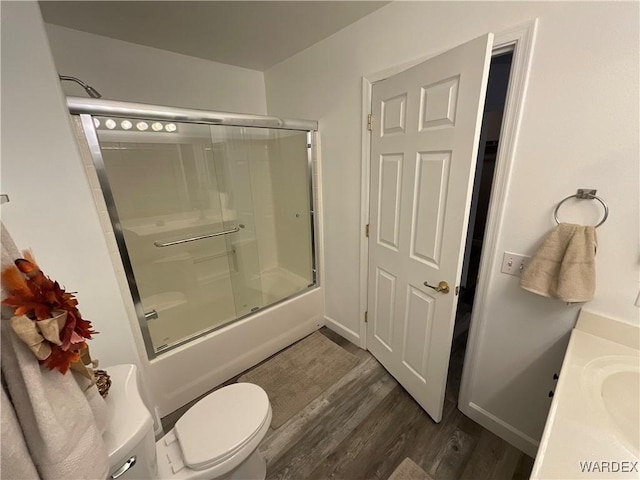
<box><xmin>69</xmin><ymin>97</ymin><xmax>322</xmax><ymax>415</ymax></box>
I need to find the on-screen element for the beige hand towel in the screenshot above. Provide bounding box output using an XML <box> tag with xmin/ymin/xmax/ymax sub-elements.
<box><xmin>520</xmin><ymin>223</ymin><xmax>597</xmax><ymax>303</ymax></box>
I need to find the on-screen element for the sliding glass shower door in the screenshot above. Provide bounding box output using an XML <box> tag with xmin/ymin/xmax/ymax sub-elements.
<box><xmin>87</xmin><ymin>116</ymin><xmax>315</xmax><ymax>355</ymax></box>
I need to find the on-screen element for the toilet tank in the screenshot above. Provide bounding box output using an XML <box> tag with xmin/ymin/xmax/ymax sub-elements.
<box><xmin>103</xmin><ymin>364</ymin><xmax>157</xmax><ymax>479</ymax></box>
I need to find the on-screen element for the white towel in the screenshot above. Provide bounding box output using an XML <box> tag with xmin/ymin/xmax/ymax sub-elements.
<box><xmin>1</xmin><ymin>383</ymin><xmax>40</xmax><ymax>479</ymax></box>
<box><xmin>1</xmin><ymin>222</ymin><xmax>109</xmax><ymax>479</ymax></box>
<box><xmin>520</xmin><ymin>223</ymin><xmax>597</xmax><ymax>303</ymax></box>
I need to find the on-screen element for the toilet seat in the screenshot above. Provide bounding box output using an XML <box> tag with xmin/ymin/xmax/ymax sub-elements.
<box><xmin>104</xmin><ymin>364</ymin><xmax>271</xmax><ymax>480</ymax></box>
<box><xmin>170</xmin><ymin>383</ymin><xmax>270</xmax><ymax>472</ymax></box>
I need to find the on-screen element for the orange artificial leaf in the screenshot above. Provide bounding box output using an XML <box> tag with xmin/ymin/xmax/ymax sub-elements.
<box><xmin>22</xmin><ymin>249</ymin><xmax>38</xmax><ymax>266</ymax></box>
<box><xmin>15</xmin><ymin>258</ymin><xmax>55</xmax><ymax>291</ymax></box>
<box><xmin>42</xmin><ymin>344</ymin><xmax>81</xmax><ymax>375</ymax></box>
<box><xmin>13</xmin><ymin>304</ymin><xmax>39</xmax><ymax>317</ymax></box>
<box><xmin>1</xmin><ymin>266</ymin><xmax>32</xmax><ymax>299</ymax></box>
<box><xmin>15</xmin><ymin>258</ymin><xmax>39</xmax><ymax>276</ymax></box>
<box><xmin>75</xmin><ymin>317</ymin><xmax>97</xmax><ymax>339</ymax></box>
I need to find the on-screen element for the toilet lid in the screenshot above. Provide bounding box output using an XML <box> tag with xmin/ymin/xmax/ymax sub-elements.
<box><xmin>174</xmin><ymin>383</ymin><xmax>270</xmax><ymax>471</ymax></box>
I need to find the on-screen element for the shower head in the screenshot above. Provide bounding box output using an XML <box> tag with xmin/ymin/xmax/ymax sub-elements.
<box><xmin>59</xmin><ymin>75</ymin><xmax>102</xmax><ymax>99</ymax></box>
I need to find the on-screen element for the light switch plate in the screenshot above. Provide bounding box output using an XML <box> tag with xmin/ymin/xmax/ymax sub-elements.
<box><xmin>501</xmin><ymin>252</ymin><xmax>530</xmax><ymax>277</ymax></box>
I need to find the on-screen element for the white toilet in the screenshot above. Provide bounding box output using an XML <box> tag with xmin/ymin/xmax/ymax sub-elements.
<box><xmin>103</xmin><ymin>364</ymin><xmax>272</xmax><ymax>480</ymax></box>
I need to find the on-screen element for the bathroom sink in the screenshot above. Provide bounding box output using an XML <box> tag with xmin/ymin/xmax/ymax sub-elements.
<box><xmin>600</xmin><ymin>357</ymin><xmax>640</xmax><ymax>454</ymax></box>
<box><xmin>585</xmin><ymin>356</ymin><xmax>640</xmax><ymax>455</ymax></box>
<box><xmin>533</xmin><ymin>310</ymin><xmax>640</xmax><ymax>479</ymax></box>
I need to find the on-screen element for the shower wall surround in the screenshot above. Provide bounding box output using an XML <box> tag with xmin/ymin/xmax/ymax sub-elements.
<box><xmin>70</xmin><ymin>98</ymin><xmax>323</xmax><ymax>414</ymax></box>
<box><xmin>75</xmin><ymin>102</ymin><xmax>318</xmax><ymax>359</ymax></box>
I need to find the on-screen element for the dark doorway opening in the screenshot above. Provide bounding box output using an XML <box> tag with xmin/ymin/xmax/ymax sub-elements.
<box><xmin>448</xmin><ymin>51</ymin><xmax>514</xmax><ymax>401</ymax></box>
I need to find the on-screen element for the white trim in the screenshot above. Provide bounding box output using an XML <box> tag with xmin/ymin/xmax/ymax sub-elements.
<box><xmin>359</xmin><ymin>18</ymin><xmax>539</xmax><ymax>449</ymax></box>
<box><xmin>358</xmin><ymin>77</ymin><xmax>373</xmax><ymax>349</ymax></box>
<box><xmin>325</xmin><ymin>315</ymin><xmax>362</xmax><ymax>346</ymax></box>
<box><xmin>312</xmin><ymin>131</ymin><xmax>328</xmax><ymax>338</ymax></box>
<box><xmin>460</xmin><ymin>401</ymin><xmax>539</xmax><ymax>457</ymax></box>
<box><xmin>313</xmin><ymin>131</ymin><xmax>325</xmax><ymax>292</ymax></box>
<box><xmin>459</xmin><ymin>18</ymin><xmax>539</xmax><ymax>451</ymax></box>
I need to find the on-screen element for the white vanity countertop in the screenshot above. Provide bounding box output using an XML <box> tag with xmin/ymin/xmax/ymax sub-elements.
<box><xmin>532</xmin><ymin>311</ymin><xmax>640</xmax><ymax>479</ymax></box>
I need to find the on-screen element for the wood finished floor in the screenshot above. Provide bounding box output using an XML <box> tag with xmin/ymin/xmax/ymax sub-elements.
<box><xmin>162</xmin><ymin>327</ymin><xmax>534</xmax><ymax>480</ymax></box>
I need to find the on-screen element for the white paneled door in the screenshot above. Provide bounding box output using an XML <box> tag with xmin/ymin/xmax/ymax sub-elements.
<box><xmin>367</xmin><ymin>34</ymin><xmax>493</xmax><ymax>422</ymax></box>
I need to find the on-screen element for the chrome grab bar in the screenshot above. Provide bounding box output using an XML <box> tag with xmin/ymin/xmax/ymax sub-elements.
<box><xmin>154</xmin><ymin>226</ymin><xmax>240</xmax><ymax>247</ymax></box>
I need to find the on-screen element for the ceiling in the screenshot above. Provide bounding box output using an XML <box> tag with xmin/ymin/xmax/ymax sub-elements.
<box><xmin>39</xmin><ymin>1</ymin><xmax>390</xmax><ymax>71</ymax></box>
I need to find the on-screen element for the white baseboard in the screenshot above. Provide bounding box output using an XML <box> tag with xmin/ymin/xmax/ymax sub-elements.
<box><xmin>324</xmin><ymin>315</ymin><xmax>362</xmax><ymax>347</ymax></box>
<box><xmin>459</xmin><ymin>401</ymin><xmax>539</xmax><ymax>458</ymax></box>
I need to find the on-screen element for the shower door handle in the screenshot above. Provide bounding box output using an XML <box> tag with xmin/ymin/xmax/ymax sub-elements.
<box><xmin>144</xmin><ymin>310</ymin><xmax>158</xmax><ymax>321</ymax></box>
<box><xmin>153</xmin><ymin>226</ymin><xmax>240</xmax><ymax>247</ymax></box>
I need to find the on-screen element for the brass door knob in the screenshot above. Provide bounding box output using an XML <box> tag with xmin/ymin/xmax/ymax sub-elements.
<box><xmin>423</xmin><ymin>280</ymin><xmax>450</xmax><ymax>294</ymax></box>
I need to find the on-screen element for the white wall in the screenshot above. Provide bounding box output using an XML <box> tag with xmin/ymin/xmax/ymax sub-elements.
<box><xmin>264</xmin><ymin>1</ymin><xmax>639</xmax><ymax>454</ymax></box>
<box><xmin>1</xmin><ymin>1</ymin><xmax>143</xmax><ymax>372</ymax></box>
<box><xmin>44</xmin><ymin>23</ymin><xmax>267</xmax><ymax>114</ymax></box>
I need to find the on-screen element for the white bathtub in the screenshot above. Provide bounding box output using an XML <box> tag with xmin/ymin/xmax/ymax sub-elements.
<box><xmin>145</xmin><ymin>286</ymin><xmax>323</xmax><ymax>417</ymax></box>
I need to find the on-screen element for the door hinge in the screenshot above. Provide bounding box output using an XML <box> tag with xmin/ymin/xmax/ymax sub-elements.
<box><xmin>364</xmin><ymin>311</ymin><xmax>368</xmax><ymax>323</ymax></box>
<box><xmin>365</xmin><ymin>223</ymin><xmax>370</xmax><ymax>238</ymax></box>
<box><xmin>367</xmin><ymin>114</ymin><xmax>373</xmax><ymax>131</ymax></box>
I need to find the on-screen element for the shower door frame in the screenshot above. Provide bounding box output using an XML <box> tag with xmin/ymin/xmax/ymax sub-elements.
<box><xmin>69</xmin><ymin>97</ymin><xmax>319</xmax><ymax>360</ymax></box>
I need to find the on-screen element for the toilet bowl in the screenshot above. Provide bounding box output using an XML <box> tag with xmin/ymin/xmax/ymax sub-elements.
<box><xmin>103</xmin><ymin>364</ymin><xmax>272</xmax><ymax>480</ymax></box>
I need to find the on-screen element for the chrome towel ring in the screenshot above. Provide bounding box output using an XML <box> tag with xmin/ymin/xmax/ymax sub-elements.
<box><xmin>553</xmin><ymin>189</ymin><xmax>608</xmax><ymax>228</ymax></box>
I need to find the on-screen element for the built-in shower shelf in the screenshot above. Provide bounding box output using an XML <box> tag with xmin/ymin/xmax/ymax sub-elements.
<box><xmin>231</xmin><ymin>238</ymin><xmax>258</xmax><ymax>248</ymax></box>
<box><xmin>123</xmin><ymin>212</ymin><xmax>236</xmax><ymax>237</ymax></box>
<box><xmin>197</xmin><ymin>271</ymin><xmax>232</xmax><ymax>286</ymax></box>
<box><xmin>153</xmin><ymin>252</ymin><xmax>193</xmax><ymax>264</ymax></box>
<box><xmin>142</xmin><ymin>292</ymin><xmax>187</xmax><ymax>313</ymax></box>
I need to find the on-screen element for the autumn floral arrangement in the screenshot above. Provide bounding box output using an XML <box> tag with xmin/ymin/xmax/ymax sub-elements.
<box><xmin>2</xmin><ymin>251</ymin><xmax>100</xmax><ymax>382</ymax></box>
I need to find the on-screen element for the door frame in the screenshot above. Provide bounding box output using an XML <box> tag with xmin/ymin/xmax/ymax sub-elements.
<box><xmin>358</xmin><ymin>19</ymin><xmax>538</xmax><ymax>350</ymax></box>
